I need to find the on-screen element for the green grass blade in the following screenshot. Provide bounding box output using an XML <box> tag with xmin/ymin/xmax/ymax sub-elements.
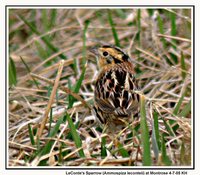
<box><xmin>108</xmin><ymin>10</ymin><xmax>120</xmax><ymax>47</ymax></box>
<box><xmin>28</xmin><ymin>124</ymin><xmax>35</xmax><ymax>145</ymax></box>
<box><xmin>18</xmin><ymin>15</ymin><xmax>39</xmax><ymax>35</ymax></box>
<box><xmin>157</xmin><ymin>13</ymin><xmax>164</xmax><ymax>33</ymax></box>
<box><xmin>118</xmin><ymin>143</ymin><xmax>129</xmax><ymax>158</ymax></box>
<box><xmin>38</xmin><ymin>141</ymin><xmax>54</xmax><ymax>165</ymax></box>
<box><xmin>66</xmin><ymin>113</ymin><xmax>85</xmax><ymax>157</ymax></box>
<box><xmin>18</xmin><ymin>15</ymin><xmax>67</xmax><ymax>60</ymax></box>
<box><xmin>152</xmin><ymin>126</ymin><xmax>159</xmax><ymax>161</ymax></box>
<box><xmin>147</xmin><ymin>9</ymin><xmax>154</xmax><ymax>16</ymax></box>
<box><xmin>170</xmin><ymin>53</ymin><xmax>178</xmax><ymax>64</ymax></box>
<box><xmin>34</xmin><ymin>40</ymin><xmax>49</xmax><ymax>61</ymax></box>
<box><xmin>153</xmin><ymin>111</ymin><xmax>160</xmax><ymax>149</ymax></box>
<box><xmin>41</xmin><ymin>9</ymin><xmax>49</xmax><ymax>32</ymax></box>
<box><xmin>161</xmin><ymin>135</ymin><xmax>172</xmax><ymax>165</ymax></box>
<box><xmin>30</xmin><ymin>10</ymin><xmax>36</xmax><ymax>29</ymax></box>
<box><xmin>20</xmin><ymin>56</ymin><xmax>39</xmax><ymax>88</ymax></box>
<box><xmin>68</xmin><ymin>64</ymin><xmax>86</xmax><ymax>109</ymax></box>
<box><xmin>170</xmin><ymin>12</ymin><xmax>177</xmax><ymax>37</ymax></box>
<box><xmin>169</xmin><ymin>11</ymin><xmax>178</xmax><ymax>64</ymax></box>
<box><xmin>48</xmin><ymin>115</ymin><xmax>64</xmax><ymax>137</ymax></box>
<box><xmin>171</xmin><ymin>89</ymin><xmax>188</xmax><ymax>133</ymax></box>
<box><xmin>101</xmin><ymin>136</ymin><xmax>107</xmax><ymax>158</ymax></box>
<box><xmin>9</xmin><ymin>57</ymin><xmax>17</xmax><ymax>86</ymax></box>
<box><xmin>162</xmin><ymin>118</ymin><xmax>176</xmax><ymax>137</ymax></box>
<box><xmin>170</xmin><ymin>12</ymin><xmax>177</xmax><ymax>50</ymax></box>
<box><xmin>152</xmin><ymin>111</ymin><xmax>160</xmax><ymax>160</ymax></box>
<box><xmin>162</xmin><ymin>117</ymin><xmax>178</xmax><ymax>145</ymax></box>
<box><xmin>20</xmin><ymin>56</ymin><xmax>31</xmax><ymax>72</ymax></box>
<box><xmin>135</xmin><ymin>9</ymin><xmax>141</xmax><ymax>60</ymax></box>
<box><xmin>157</xmin><ymin>13</ymin><xmax>167</xmax><ymax>48</ymax></box>
<box><xmin>67</xmin><ymin>21</ymin><xmax>89</xmax><ymax>109</ymax></box>
<box><xmin>136</xmin><ymin>9</ymin><xmax>141</xmax><ymax>47</ymax></box>
<box><xmin>179</xmin><ymin>100</ymin><xmax>191</xmax><ymax>117</ymax></box>
<box><xmin>74</xmin><ymin>66</ymin><xmax>86</xmax><ymax>94</ymax></box>
<box><xmin>173</xmin><ymin>90</ymin><xmax>186</xmax><ymax>115</ymax></box>
<box><xmin>58</xmin><ymin>145</ymin><xmax>63</xmax><ymax>164</ymax></box>
<box><xmin>140</xmin><ymin>95</ymin><xmax>152</xmax><ymax>166</ymax></box>
<box><xmin>49</xmin><ymin>9</ymin><xmax>57</xmax><ymax>28</ymax></box>
<box><xmin>115</xmin><ymin>9</ymin><xmax>126</xmax><ymax>19</ymax></box>
<box><xmin>36</xmin><ymin>116</ymin><xmax>64</xmax><ymax>165</ymax></box>
<box><xmin>37</xmin><ymin>115</ymin><xmax>64</xmax><ymax>159</ymax></box>
<box><xmin>82</xmin><ymin>20</ymin><xmax>90</xmax><ymax>66</ymax></box>
<box><xmin>67</xmin><ymin>78</ymin><xmax>74</xmax><ymax>108</ymax></box>
<box><xmin>47</xmin><ymin>85</ymin><xmax>52</xmax><ymax>97</ymax></box>
<box><xmin>181</xmin><ymin>51</ymin><xmax>187</xmax><ymax>80</ymax></box>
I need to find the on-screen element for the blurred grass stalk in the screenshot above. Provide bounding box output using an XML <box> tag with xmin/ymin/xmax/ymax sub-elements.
<box><xmin>9</xmin><ymin>57</ymin><xmax>17</xmax><ymax>86</ymax></box>
<box><xmin>108</xmin><ymin>10</ymin><xmax>120</xmax><ymax>47</ymax></box>
<box><xmin>136</xmin><ymin>9</ymin><xmax>141</xmax><ymax>47</ymax></box>
<box><xmin>18</xmin><ymin>14</ymin><xmax>67</xmax><ymax>60</ymax></box>
<box><xmin>82</xmin><ymin>20</ymin><xmax>90</xmax><ymax>66</ymax></box>
<box><xmin>170</xmin><ymin>12</ymin><xmax>177</xmax><ymax>48</ymax></box>
<box><xmin>20</xmin><ymin>56</ymin><xmax>39</xmax><ymax>88</ymax></box>
<box><xmin>140</xmin><ymin>95</ymin><xmax>152</xmax><ymax>166</ymax></box>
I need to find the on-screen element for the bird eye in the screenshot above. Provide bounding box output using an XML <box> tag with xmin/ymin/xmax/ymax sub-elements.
<box><xmin>103</xmin><ymin>51</ymin><xmax>108</xmax><ymax>57</ymax></box>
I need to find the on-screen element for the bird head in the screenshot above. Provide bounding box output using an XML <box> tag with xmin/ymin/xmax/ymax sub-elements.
<box><xmin>89</xmin><ymin>45</ymin><xmax>130</xmax><ymax>68</ymax></box>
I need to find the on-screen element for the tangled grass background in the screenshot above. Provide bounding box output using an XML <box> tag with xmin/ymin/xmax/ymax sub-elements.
<box><xmin>8</xmin><ymin>8</ymin><xmax>191</xmax><ymax>166</ymax></box>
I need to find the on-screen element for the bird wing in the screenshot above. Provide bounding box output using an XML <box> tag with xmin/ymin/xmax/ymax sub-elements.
<box><xmin>95</xmin><ymin>69</ymin><xmax>139</xmax><ymax>116</ymax></box>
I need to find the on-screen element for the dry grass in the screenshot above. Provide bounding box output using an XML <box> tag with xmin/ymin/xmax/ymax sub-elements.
<box><xmin>8</xmin><ymin>8</ymin><xmax>192</xmax><ymax>166</ymax></box>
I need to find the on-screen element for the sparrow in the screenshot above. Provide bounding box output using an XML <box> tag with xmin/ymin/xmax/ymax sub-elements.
<box><xmin>90</xmin><ymin>45</ymin><xmax>140</xmax><ymax>131</ymax></box>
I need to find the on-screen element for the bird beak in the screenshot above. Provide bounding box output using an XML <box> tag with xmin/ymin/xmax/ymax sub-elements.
<box><xmin>89</xmin><ymin>47</ymin><xmax>99</xmax><ymax>56</ymax></box>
